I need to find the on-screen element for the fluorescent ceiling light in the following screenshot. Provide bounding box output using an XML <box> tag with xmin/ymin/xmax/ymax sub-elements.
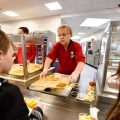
<box><xmin>45</xmin><ymin>1</ymin><xmax>62</xmax><ymax>10</ymax></box>
<box><xmin>80</xmin><ymin>18</ymin><xmax>110</xmax><ymax>27</ymax></box>
<box><xmin>3</xmin><ymin>11</ymin><xmax>19</xmax><ymax>17</ymax></box>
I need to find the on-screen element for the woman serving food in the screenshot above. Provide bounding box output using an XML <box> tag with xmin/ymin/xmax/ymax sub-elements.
<box><xmin>40</xmin><ymin>25</ymin><xmax>85</xmax><ymax>83</ymax></box>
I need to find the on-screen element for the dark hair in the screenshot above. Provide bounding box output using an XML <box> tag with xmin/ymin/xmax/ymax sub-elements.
<box><xmin>105</xmin><ymin>87</ymin><xmax>120</xmax><ymax>120</ymax></box>
<box><xmin>0</xmin><ymin>30</ymin><xmax>13</xmax><ymax>54</ymax></box>
<box><xmin>105</xmin><ymin>62</ymin><xmax>120</xmax><ymax>120</ymax></box>
<box><xmin>18</xmin><ymin>27</ymin><xmax>29</xmax><ymax>34</ymax></box>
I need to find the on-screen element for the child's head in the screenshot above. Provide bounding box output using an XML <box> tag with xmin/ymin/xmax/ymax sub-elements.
<box><xmin>0</xmin><ymin>30</ymin><xmax>14</xmax><ymax>73</ymax></box>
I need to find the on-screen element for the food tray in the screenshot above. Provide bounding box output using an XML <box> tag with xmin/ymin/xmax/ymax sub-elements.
<box><xmin>9</xmin><ymin>63</ymin><xmax>43</xmax><ymax>76</ymax></box>
<box><xmin>30</xmin><ymin>73</ymin><xmax>70</xmax><ymax>88</ymax></box>
<box><xmin>28</xmin><ymin>73</ymin><xmax>73</xmax><ymax>97</ymax></box>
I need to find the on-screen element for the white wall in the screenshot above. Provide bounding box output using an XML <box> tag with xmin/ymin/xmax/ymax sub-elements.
<box><xmin>1</xmin><ymin>15</ymin><xmax>61</xmax><ymax>35</ymax></box>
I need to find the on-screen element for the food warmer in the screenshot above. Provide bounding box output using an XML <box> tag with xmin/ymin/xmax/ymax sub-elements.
<box><xmin>0</xmin><ymin>34</ymin><xmax>49</xmax><ymax>86</ymax></box>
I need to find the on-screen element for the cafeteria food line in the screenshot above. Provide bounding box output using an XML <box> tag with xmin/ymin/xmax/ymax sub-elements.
<box><xmin>9</xmin><ymin>64</ymin><xmax>100</xmax><ymax>120</ymax></box>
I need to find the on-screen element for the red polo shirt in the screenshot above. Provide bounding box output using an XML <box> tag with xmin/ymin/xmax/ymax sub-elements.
<box><xmin>47</xmin><ymin>40</ymin><xmax>85</xmax><ymax>75</ymax></box>
<box><xmin>16</xmin><ymin>43</ymin><xmax>36</xmax><ymax>64</ymax></box>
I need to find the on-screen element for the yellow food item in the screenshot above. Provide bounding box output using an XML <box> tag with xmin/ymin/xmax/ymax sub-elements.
<box><xmin>9</xmin><ymin>66</ymin><xmax>23</xmax><ymax>75</ymax></box>
<box><xmin>24</xmin><ymin>98</ymin><xmax>38</xmax><ymax>108</ymax></box>
<box><xmin>9</xmin><ymin>64</ymin><xmax>43</xmax><ymax>76</ymax></box>
<box><xmin>56</xmin><ymin>83</ymin><xmax>66</xmax><ymax>88</ymax></box>
<box><xmin>28</xmin><ymin>63</ymin><xmax>43</xmax><ymax>73</ymax></box>
<box><xmin>31</xmin><ymin>73</ymin><xmax>70</xmax><ymax>88</ymax></box>
<box><xmin>45</xmin><ymin>74</ymin><xmax>59</xmax><ymax>81</ymax></box>
<box><xmin>79</xmin><ymin>114</ymin><xmax>92</xmax><ymax>120</ymax></box>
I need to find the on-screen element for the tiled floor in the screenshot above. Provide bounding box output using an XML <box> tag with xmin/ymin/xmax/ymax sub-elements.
<box><xmin>79</xmin><ymin>64</ymin><xmax>97</xmax><ymax>93</ymax></box>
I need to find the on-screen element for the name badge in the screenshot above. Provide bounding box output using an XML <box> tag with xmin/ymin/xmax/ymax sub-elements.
<box><xmin>70</xmin><ymin>51</ymin><xmax>75</xmax><ymax>58</ymax></box>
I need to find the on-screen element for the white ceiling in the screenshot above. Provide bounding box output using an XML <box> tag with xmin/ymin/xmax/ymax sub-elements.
<box><xmin>0</xmin><ymin>0</ymin><xmax>120</xmax><ymax>36</ymax></box>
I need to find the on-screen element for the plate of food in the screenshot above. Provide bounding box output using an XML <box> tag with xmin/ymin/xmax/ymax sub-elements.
<box><xmin>9</xmin><ymin>63</ymin><xmax>43</xmax><ymax>76</ymax></box>
<box><xmin>79</xmin><ymin>113</ymin><xmax>92</xmax><ymax>120</ymax></box>
<box><xmin>31</xmin><ymin>73</ymin><xmax>71</xmax><ymax>89</ymax></box>
<box><xmin>29</xmin><ymin>73</ymin><xmax>73</xmax><ymax>97</ymax></box>
<box><xmin>24</xmin><ymin>97</ymin><xmax>38</xmax><ymax>108</ymax></box>
<box><xmin>24</xmin><ymin>98</ymin><xmax>39</xmax><ymax>115</ymax></box>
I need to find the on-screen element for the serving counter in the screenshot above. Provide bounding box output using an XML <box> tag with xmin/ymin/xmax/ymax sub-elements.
<box><xmin>0</xmin><ymin>67</ymin><xmax>55</xmax><ymax>86</ymax></box>
<box><xmin>0</xmin><ymin>70</ymin><xmax>106</xmax><ymax>120</ymax></box>
<box><xmin>20</xmin><ymin>84</ymin><xmax>91</xmax><ymax>120</ymax></box>
<box><xmin>18</xmin><ymin>82</ymin><xmax>105</xmax><ymax>120</ymax></box>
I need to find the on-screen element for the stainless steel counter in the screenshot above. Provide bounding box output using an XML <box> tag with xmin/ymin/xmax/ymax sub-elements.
<box><xmin>0</xmin><ymin>67</ymin><xmax>55</xmax><ymax>87</ymax></box>
<box><xmin>6</xmin><ymin>69</ymin><xmax>107</xmax><ymax>120</ymax></box>
<box><xmin>18</xmin><ymin>85</ymin><xmax>90</xmax><ymax>120</ymax></box>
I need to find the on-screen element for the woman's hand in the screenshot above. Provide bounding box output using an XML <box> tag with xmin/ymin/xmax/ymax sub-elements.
<box><xmin>40</xmin><ymin>69</ymin><xmax>48</xmax><ymax>79</ymax></box>
<box><xmin>69</xmin><ymin>71</ymin><xmax>79</xmax><ymax>83</ymax></box>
